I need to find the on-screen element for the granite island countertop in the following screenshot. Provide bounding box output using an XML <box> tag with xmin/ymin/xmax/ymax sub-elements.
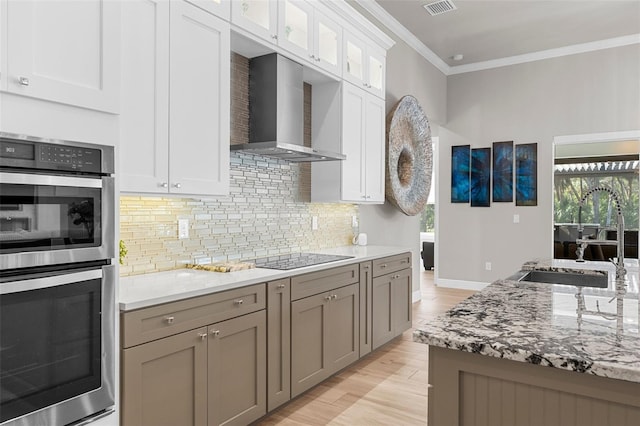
<box><xmin>414</xmin><ymin>259</ymin><xmax>640</xmax><ymax>383</ymax></box>
<box><xmin>119</xmin><ymin>245</ymin><xmax>410</xmax><ymax>311</ymax></box>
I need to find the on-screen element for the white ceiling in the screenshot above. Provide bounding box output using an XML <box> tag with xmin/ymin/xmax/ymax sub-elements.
<box><xmin>364</xmin><ymin>0</ymin><xmax>640</xmax><ymax>73</ymax></box>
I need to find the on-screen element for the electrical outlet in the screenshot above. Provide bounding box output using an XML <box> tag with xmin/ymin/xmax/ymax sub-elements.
<box><xmin>312</xmin><ymin>216</ymin><xmax>318</xmax><ymax>231</ymax></box>
<box><xmin>485</xmin><ymin>262</ymin><xmax>492</xmax><ymax>271</ymax></box>
<box><xmin>513</xmin><ymin>214</ymin><xmax>520</xmax><ymax>224</ymax></box>
<box><xmin>178</xmin><ymin>219</ymin><xmax>189</xmax><ymax>239</ymax></box>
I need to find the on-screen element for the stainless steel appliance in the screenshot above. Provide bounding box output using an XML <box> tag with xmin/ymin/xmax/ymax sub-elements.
<box><xmin>0</xmin><ymin>133</ymin><xmax>115</xmax><ymax>426</ymax></box>
<box><xmin>252</xmin><ymin>252</ymin><xmax>354</xmax><ymax>270</ymax></box>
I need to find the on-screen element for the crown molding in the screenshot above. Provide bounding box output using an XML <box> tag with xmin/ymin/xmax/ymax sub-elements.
<box><xmin>354</xmin><ymin>0</ymin><xmax>640</xmax><ymax>76</ymax></box>
<box><xmin>448</xmin><ymin>34</ymin><xmax>640</xmax><ymax>75</ymax></box>
<box><xmin>354</xmin><ymin>0</ymin><xmax>450</xmax><ymax>75</ymax></box>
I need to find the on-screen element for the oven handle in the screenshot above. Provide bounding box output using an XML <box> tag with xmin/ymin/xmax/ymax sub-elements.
<box><xmin>0</xmin><ymin>269</ymin><xmax>103</xmax><ymax>294</ymax></box>
<box><xmin>0</xmin><ymin>172</ymin><xmax>103</xmax><ymax>188</ymax></box>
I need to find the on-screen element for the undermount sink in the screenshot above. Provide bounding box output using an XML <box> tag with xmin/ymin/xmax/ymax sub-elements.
<box><xmin>517</xmin><ymin>270</ymin><xmax>608</xmax><ymax>288</ymax></box>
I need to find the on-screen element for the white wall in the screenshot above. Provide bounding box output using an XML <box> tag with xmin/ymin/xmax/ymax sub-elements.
<box><xmin>439</xmin><ymin>44</ymin><xmax>640</xmax><ymax>285</ymax></box>
<box><xmin>348</xmin><ymin>2</ymin><xmax>448</xmax><ymax>299</ymax></box>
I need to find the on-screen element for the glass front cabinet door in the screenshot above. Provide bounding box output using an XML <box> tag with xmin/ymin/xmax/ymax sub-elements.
<box><xmin>343</xmin><ymin>30</ymin><xmax>385</xmax><ymax>98</ymax></box>
<box><xmin>231</xmin><ymin>0</ymin><xmax>278</xmax><ymax>44</ymax></box>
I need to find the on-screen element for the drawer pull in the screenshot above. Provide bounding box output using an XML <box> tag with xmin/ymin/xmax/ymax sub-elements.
<box><xmin>381</xmin><ymin>264</ymin><xmax>387</xmax><ymax>268</ymax></box>
<box><xmin>234</xmin><ymin>299</ymin><xmax>244</xmax><ymax>305</ymax></box>
<box><xmin>363</xmin><ymin>265</ymin><xmax>370</xmax><ymax>269</ymax></box>
<box><xmin>277</xmin><ymin>284</ymin><xmax>286</xmax><ymax>289</ymax></box>
<box><xmin>164</xmin><ymin>316</ymin><xmax>175</xmax><ymax>325</ymax></box>
<box><xmin>210</xmin><ymin>330</ymin><xmax>220</xmax><ymax>337</ymax></box>
<box><xmin>198</xmin><ymin>332</ymin><xmax>207</xmax><ymax>340</ymax></box>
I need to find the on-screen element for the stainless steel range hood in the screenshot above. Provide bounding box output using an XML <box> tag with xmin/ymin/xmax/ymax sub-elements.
<box><xmin>231</xmin><ymin>54</ymin><xmax>345</xmax><ymax>162</ymax></box>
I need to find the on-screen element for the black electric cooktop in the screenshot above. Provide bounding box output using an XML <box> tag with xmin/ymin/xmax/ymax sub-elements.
<box><xmin>252</xmin><ymin>253</ymin><xmax>354</xmax><ymax>270</ymax></box>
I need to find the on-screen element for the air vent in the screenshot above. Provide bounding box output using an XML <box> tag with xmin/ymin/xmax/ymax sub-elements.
<box><xmin>423</xmin><ymin>0</ymin><xmax>457</xmax><ymax>16</ymax></box>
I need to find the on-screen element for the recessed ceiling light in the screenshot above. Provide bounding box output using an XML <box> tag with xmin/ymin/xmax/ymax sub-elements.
<box><xmin>423</xmin><ymin>0</ymin><xmax>457</xmax><ymax>17</ymax></box>
<box><xmin>452</xmin><ymin>54</ymin><xmax>464</xmax><ymax>61</ymax></box>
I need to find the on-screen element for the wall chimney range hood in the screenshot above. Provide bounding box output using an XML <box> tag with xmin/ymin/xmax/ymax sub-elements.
<box><xmin>231</xmin><ymin>54</ymin><xmax>345</xmax><ymax>162</ymax></box>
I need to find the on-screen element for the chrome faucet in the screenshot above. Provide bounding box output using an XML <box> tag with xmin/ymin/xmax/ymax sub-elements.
<box><xmin>574</xmin><ymin>186</ymin><xmax>627</xmax><ymax>333</ymax></box>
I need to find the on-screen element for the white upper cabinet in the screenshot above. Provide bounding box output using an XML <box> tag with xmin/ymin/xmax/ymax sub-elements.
<box><xmin>120</xmin><ymin>0</ymin><xmax>230</xmax><ymax>196</ymax></box>
<box><xmin>231</xmin><ymin>0</ymin><xmax>278</xmax><ymax>44</ymax></box>
<box><xmin>185</xmin><ymin>0</ymin><xmax>230</xmax><ymax>20</ymax></box>
<box><xmin>278</xmin><ymin>0</ymin><xmax>342</xmax><ymax>76</ymax></box>
<box><xmin>4</xmin><ymin>0</ymin><xmax>119</xmax><ymax>113</ymax></box>
<box><xmin>343</xmin><ymin>30</ymin><xmax>385</xmax><ymax>99</ymax></box>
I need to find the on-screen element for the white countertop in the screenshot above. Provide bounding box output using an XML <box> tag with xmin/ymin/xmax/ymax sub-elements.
<box><xmin>119</xmin><ymin>245</ymin><xmax>411</xmax><ymax>311</ymax></box>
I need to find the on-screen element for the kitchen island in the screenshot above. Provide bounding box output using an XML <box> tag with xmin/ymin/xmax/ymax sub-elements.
<box><xmin>415</xmin><ymin>259</ymin><xmax>640</xmax><ymax>425</ymax></box>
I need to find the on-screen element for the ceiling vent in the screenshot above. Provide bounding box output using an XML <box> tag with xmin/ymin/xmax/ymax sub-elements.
<box><xmin>423</xmin><ymin>0</ymin><xmax>457</xmax><ymax>16</ymax></box>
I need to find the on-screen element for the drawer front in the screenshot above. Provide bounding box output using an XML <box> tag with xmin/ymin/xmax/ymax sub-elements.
<box><xmin>372</xmin><ymin>253</ymin><xmax>411</xmax><ymax>277</ymax></box>
<box><xmin>122</xmin><ymin>284</ymin><xmax>266</xmax><ymax>348</ymax></box>
<box><xmin>291</xmin><ymin>264</ymin><xmax>359</xmax><ymax>301</ymax></box>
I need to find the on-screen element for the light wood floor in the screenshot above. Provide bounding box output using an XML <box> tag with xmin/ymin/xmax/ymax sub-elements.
<box><xmin>258</xmin><ymin>270</ymin><xmax>476</xmax><ymax>425</ymax></box>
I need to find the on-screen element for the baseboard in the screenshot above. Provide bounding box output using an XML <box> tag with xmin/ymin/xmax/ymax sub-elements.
<box><xmin>412</xmin><ymin>290</ymin><xmax>421</xmax><ymax>303</ymax></box>
<box><xmin>436</xmin><ymin>278</ymin><xmax>489</xmax><ymax>291</ymax></box>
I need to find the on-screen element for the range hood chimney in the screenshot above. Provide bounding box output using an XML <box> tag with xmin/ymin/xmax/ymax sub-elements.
<box><xmin>231</xmin><ymin>54</ymin><xmax>345</xmax><ymax>162</ymax></box>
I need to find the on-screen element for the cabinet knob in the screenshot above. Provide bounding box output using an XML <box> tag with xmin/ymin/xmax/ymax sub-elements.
<box><xmin>309</xmin><ymin>54</ymin><xmax>315</xmax><ymax>59</ymax></box>
<box><xmin>363</xmin><ymin>265</ymin><xmax>369</xmax><ymax>269</ymax></box>
<box><xmin>271</xmin><ymin>34</ymin><xmax>278</xmax><ymax>40</ymax></box>
<box><xmin>324</xmin><ymin>295</ymin><xmax>332</xmax><ymax>302</ymax></box>
<box><xmin>315</xmin><ymin>57</ymin><xmax>321</xmax><ymax>62</ymax></box>
<box><xmin>331</xmin><ymin>294</ymin><xmax>337</xmax><ymax>300</ymax></box>
<box><xmin>210</xmin><ymin>329</ymin><xmax>220</xmax><ymax>337</ymax></box>
<box><xmin>160</xmin><ymin>182</ymin><xmax>168</xmax><ymax>188</ymax></box>
<box><xmin>164</xmin><ymin>316</ymin><xmax>175</xmax><ymax>324</ymax></box>
<box><xmin>381</xmin><ymin>264</ymin><xmax>387</xmax><ymax>268</ymax></box>
<box><xmin>198</xmin><ymin>332</ymin><xmax>208</xmax><ymax>340</ymax></box>
<box><xmin>173</xmin><ymin>183</ymin><xmax>182</xmax><ymax>189</ymax></box>
<box><xmin>18</xmin><ymin>76</ymin><xmax>30</xmax><ymax>86</ymax></box>
<box><xmin>234</xmin><ymin>299</ymin><xmax>244</xmax><ymax>305</ymax></box>
<box><xmin>277</xmin><ymin>284</ymin><xmax>286</xmax><ymax>289</ymax></box>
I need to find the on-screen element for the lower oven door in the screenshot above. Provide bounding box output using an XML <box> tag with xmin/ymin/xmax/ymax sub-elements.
<box><xmin>0</xmin><ymin>264</ymin><xmax>115</xmax><ymax>426</ymax></box>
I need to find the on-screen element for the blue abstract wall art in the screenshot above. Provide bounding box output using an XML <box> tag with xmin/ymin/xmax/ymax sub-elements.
<box><xmin>515</xmin><ymin>143</ymin><xmax>538</xmax><ymax>206</ymax></box>
<box><xmin>471</xmin><ymin>148</ymin><xmax>491</xmax><ymax>207</ymax></box>
<box><xmin>451</xmin><ymin>145</ymin><xmax>470</xmax><ymax>203</ymax></box>
<box><xmin>492</xmin><ymin>141</ymin><xmax>513</xmax><ymax>202</ymax></box>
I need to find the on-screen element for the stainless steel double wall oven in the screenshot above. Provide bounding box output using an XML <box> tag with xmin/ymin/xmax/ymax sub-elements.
<box><xmin>0</xmin><ymin>133</ymin><xmax>116</xmax><ymax>426</ymax></box>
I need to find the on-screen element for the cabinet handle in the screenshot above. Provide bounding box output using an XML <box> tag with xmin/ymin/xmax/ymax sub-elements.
<box><xmin>18</xmin><ymin>76</ymin><xmax>30</xmax><ymax>86</ymax></box>
<box><xmin>271</xmin><ymin>34</ymin><xmax>278</xmax><ymax>40</ymax></box>
<box><xmin>173</xmin><ymin>183</ymin><xmax>182</xmax><ymax>189</ymax></box>
<box><xmin>234</xmin><ymin>299</ymin><xmax>244</xmax><ymax>305</ymax></box>
<box><xmin>210</xmin><ymin>330</ymin><xmax>220</xmax><ymax>337</ymax></box>
<box><xmin>164</xmin><ymin>316</ymin><xmax>175</xmax><ymax>324</ymax></box>
<box><xmin>315</xmin><ymin>57</ymin><xmax>321</xmax><ymax>62</ymax></box>
<box><xmin>363</xmin><ymin>265</ymin><xmax>369</xmax><ymax>269</ymax></box>
<box><xmin>160</xmin><ymin>182</ymin><xmax>168</xmax><ymax>188</ymax></box>
<box><xmin>381</xmin><ymin>264</ymin><xmax>387</xmax><ymax>268</ymax></box>
<box><xmin>324</xmin><ymin>295</ymin><xmax>332</xmax><ymax>302</ymax></box>
<box><xmin>331</xmin><ymin>294</ymin><xmax>337</xmax><ymax>300</ymax></box>
<box><xmin>277</xmin><ymin>284</ymin><xmax>286</xmax><ymax>289</ymax></box>
<box><xmin>309</xmin><ymin>54</ymin><xmax>315</xmax><ymax>59</ymax></box>
<box><xmin>198</xmin><ymin>332</ymin><xmax>208</xmax><ymax>340</ymax></box>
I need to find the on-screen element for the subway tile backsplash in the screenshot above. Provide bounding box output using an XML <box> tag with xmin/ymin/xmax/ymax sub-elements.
<box><xmin>120</xmin><ymin>152</ymin><xmax>358</xmax><ymax>276</ymax></box>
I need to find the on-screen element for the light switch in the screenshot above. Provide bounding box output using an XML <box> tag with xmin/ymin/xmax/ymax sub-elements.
<box><xmin>513</xmin><ymin>214</ymin><xmax>520</xmax><ymax>224</ymax></box>
<box><xmin>312</xmin><ymin>216</ymin><xmax>318</xmax><ymax>231</ymax></box>
<box><xmin>178</xmin><ymin>219</ymin><xmax>189</xmax><ymax>239</ymax></box>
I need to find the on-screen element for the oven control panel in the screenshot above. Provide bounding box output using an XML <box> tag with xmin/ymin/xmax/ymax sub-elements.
<box><xmin>0</xmin><ymin>136</ymin><xmax>102</xmax><ymax>174</ymax></box>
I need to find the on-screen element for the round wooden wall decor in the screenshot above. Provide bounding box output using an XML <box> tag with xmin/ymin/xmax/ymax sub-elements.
<box><xmin>385</xmin><ymin>95</ymin><xmax>432</xmax><ymax>216</ymax></box>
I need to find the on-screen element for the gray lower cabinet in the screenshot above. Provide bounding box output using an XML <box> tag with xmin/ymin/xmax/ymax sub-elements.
<box><xmin>121</xmin><ymin>284</ymin><xmax>267</xmax><ymax>426</ymax></box>
<box><xmin>291</xmin><ymin>283</ymin><xmax>359</xmax><ymax>397</ymax></box>
<box><xmin>266</xmin><ymin>278</ymin><xmax>291</xmax><ymax>411</ymax></box>
<box><xmin>372</xmin><ymin>259</ymin><xmax>412</xmax><ymax>350</ymax></box>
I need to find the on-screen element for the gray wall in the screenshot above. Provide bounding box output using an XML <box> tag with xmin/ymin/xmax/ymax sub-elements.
<box><xmin>348</xmin><ymin>1</ymin><xmax>448</xmax><ymax>297</ymax></box>
<box><xmin>439</xmin><ymin>44</ymin><xmax>640</xmax><ymax>284</ymax></box>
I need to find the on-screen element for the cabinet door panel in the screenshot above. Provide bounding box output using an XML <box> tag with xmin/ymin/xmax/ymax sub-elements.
<box><xmin>372</xmin><ymin>275</ymin><xmax>394</xmax><ymax>350</ymax></box>
<box><xmin>120</xmin><ymin>0</ymin><xmax>170</xmax><ymax>193</ymax></box>
<box><xmin>341</xmin><ymin>83</ymin><xmax>366</xmax><ymax>202</ymax></box>
<box><xmin>394</xmin><ymin>269</ymin><xmax>412</xmax><ymax>335</ymax></box>
<box><xmin>121</xmin><ymin>328</ymin><xmax>208</xmax><ymax>426</ymax></box>
<box><xmin>314</xmin><ymin>9</ymin><xmax>341</xmax><ymax>76</ymax></box>
<box><xmin>208</xmin><ymin>310</ymin><xmax>266</xmax><ymax>426</ymax></box>
<box><xmin>7</xmin><ymin>0</ymin><xmax>119</xmax><ymax>112</ymax></box>
<box><xmin>170</xmin><ymin>2</ymin><xmax>230</xmax><ymax>196</ymax></box>
<box><xmin>278</xmin><ymin>0</ymin><xmax>311</xmax><ymax>60</ymax></box>
<box><xmin>231</xmin><ymin>0</ymin><xmax>277</xmax><ymax>44</ymax></box>
<box><xmin>291</xmin><ymin>293</ymin><xmax>330</xmax><ymax>397</ymax></box>
<box><xmin>267</xmin><ymin>279</ymin><xmax>291</xmax><ymax>411</ymax></box>
<box><xmin>359</xmin><ymin>262</ymin><xmax>373</xmax><ymax>356</ymax></box>
<box><xmin>328</xmin><ymin>284</ymin><xmax>359</xmax><ymax>371</ymax></box>
<box><xmin>364</xmin><ymin>95</ymin><xmax>385</xmax><ymax>202</ymax></box>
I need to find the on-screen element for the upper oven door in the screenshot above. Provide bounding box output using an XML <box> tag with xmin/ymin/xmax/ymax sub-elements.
<box><xmin>0</xmin><ymin>172</ymin><xmax>115</xmax><ymax>269</ymax></box>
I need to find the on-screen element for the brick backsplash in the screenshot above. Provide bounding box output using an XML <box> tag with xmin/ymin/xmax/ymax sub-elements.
<box><xmin>120</xmin><ymin>152</ymin><xmax>358</xmax><ymax>276</ymax></box>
